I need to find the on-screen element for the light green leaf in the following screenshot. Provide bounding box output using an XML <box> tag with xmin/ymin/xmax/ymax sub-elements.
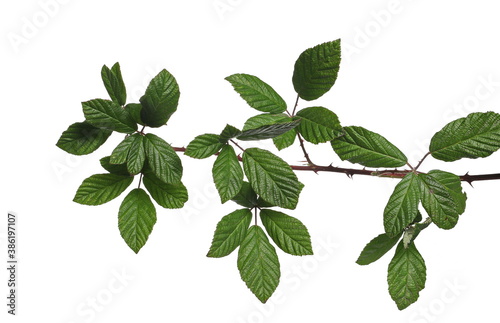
<box><xmin>295</xmin><ymin>107</ymin><xmax>342</xmax><ymax>144</ymax></box>
<box><xmin>140</xmin><ymin>69</ymin><xmax>180</xmax><ymax>128</ymax></box>
<box><xmin>331</xmin><ymin>126</ymin><xmax>407</xmax><ymax>167</ymax></box>
<box><xmin>418</xmin><ymin>173</ymin><xmax>460</xmax><ymax>230</ymax></box>
<box><xmin>225</xmin><ymin>73</ymin><xmax>286</xmax><ymax>113</ymax></box>
<box><xmin>292</xmin><ymin>39</ymin><xmax>341</xmax><ymax>101</ymax></box>
<box><xmin>402</xmin><ymin>221</ymin><xmax>431</xmax><ymax>249</ymax></box>
<box><xmin>242</xmin><ymin>113</ymin><xmax>290</xmax><ymax>131</ymax></box>
<box><xmin>219</xmin><ymin>124</ymin><xmax>242</xmax><ymax>143</ymax></box>
<box><xmin>213</xmin><ymin>145</ymin><xmax>244</xmax><ymax>203</ymax></box>
<box><xmin>430</xmin><ymin>111</ymin><xmax>500</xmax><ymax>161</ymax></box>
<box><xmin>231</xmin><ymin>181</ymin><xmax>258</xmax><ymax>208</ymax></box>
<box><xmin>99</xmin><ymin>156</ymin><xmax>129</xmax><ymax>176</ymax></box>
<box><xmin>101</xmin><ymin>63</ymin><xmax>127</xmax><ymax>106</ymax></box>
<box><xmin>118</xmin><ymin>188</ymin><xmax>157</xmax><ymax>253</ymax></box>
<box><xmin>143</xmin><ymin>133</ymin><xmax>182</xmax><ymax>183</ymax></box>
<box><xmin>73</xmin><ymin>173</ymin><xmax>133</xmax><ymax>205</ymax></box>
<box><xmin>82</xmin><ymin>99</ymin><xmax>137</xmax><ymax>133</ymax></box>
<box><xmin>387</xmin><ymin>241</ymin><xmax>426</xmax><ymax>310</ymax></box>
<box><xmin>260</xmin><ymin>209</ymin><xmax>313</xmax><ymax>256</ymax></box>
<box><xmin>142</xmin><ymin>171</ymin><xmax>188</xmax><ymax>209</ymax></box>
<box><xmin>56</xmin><ymin>122</ymin><xmax>112</xmax><ymax>156</ymax></box>
<box><xmin>207</xmin><ymin>209</ymin><xmax>252</xmax><ymax>258</ymax></box>
<box><xmin>238</xmin><ymin>225</ymin><xmax>281</xmax><ymax>303</ymax></box>
<box><xmin>185</xmin><ymin>134</ymin><xmax>224</xmax><ymax>159</ymax></box>
<box><xmin>356</xmin><ymin>232</ymin><xmax>402</xmax><ymax>266</ymax></box>
<box><xmin>427</xmin><ymin>170</ymin><xmax>467</xmax><ymax>214</ymax></box>
<box><xmin>384</xmin><ymin>173</ymin><xmax>420</xmax><ymax>237</ymax></box>
<box><xmin>237</xmin><ymin>120</ymin><xmax>301</xmax><ymax>141</ymax></box>
<box><xmin>243</xmin><ymin>148</ymin><xmax>304</xmax><ymax>210</ymax></box>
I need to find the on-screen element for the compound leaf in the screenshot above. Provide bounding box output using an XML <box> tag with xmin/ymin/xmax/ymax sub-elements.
<box><xmin>225</xmin><ymin>73</ymin><xmax>286</xmax><ymax>113</ymax></box>
<box><xmin>430</xmin><ymin>111</ymin><xmax>500</xmax><ymax>161</ymax></box>
<box><xmin>237</xmin><ymin>225</ymin><xmax>280</xmax><ymax>303</ymax></box>
<box><xmin>207</xmin><ymin>209</ymin><xmax>252</xmax><ymax>258</ymax></box>
<box><xmin>292</xmin><ymin>39</ymin><xmax>341</xmax><ymax>101</ymax></box>
<box><xmin>331</xmin><ymin>126</ymin><xmax>407</xmax><ymax>167</ymax></box>
<box><xmin>260</xmin><ymin>209</ymin><xmax>313</xmax><ymax>256</ymax></box>
<box><xmin>73</xmin><ymin>173</ymin><xmax>133</xmax><ymax>205</ymax></box>
<box><xmin>56</xmin><ymin>122</ymin><xmax>112</xmax><ymax>156</ymax></box>
<box><xmin>118</xmin><ymin>188</ymin><xmax>157</xmax><ymax>253</ymax></box>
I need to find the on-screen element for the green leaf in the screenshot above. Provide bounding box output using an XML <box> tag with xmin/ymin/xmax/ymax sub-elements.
<box><xmin>387</xmin><ymin>241</ymin><xmax>426</xmax><ymax>310</ymax></box>
<box><xmin>142</xmin><ymin>171</ymin><xmax>188</xmax><ymax>209</ymax></box>
<box><xmin>430</xmin><ymin>111</ymin><xmax>500</xmax><ymax>161</ymax></box>
<box><xmin>110</xmin><ymin>135</ymin><xmax>136</xmax><ymax>165</ymax></box>
<box><xmin>295</xmin><ymin>107</ymin><xmax>343</xmax><ymax>144</ymax></box>
<box><xmin>260</xmin><ymin>209</ymin><xmax>313</xmax><ymax>256</ymax></box>
<box><xmin>402</xmin><ymin>221</ymin><xmax>431</xmax><ymax>249</ymax></box>
<box><xmin>292</xmin><ymin>39</ymin><xmax>341</xmax><ymax>101</ymax></box>
<box><xmin>237</xmin><ymin>120</ymin><xmax>301</xmax><ymax>141</ymax></box>
<box><xmin>237</xmin><ymin>225</ymin><xmax>280</xmax><ymax>303</ymax></box>
<box><xmin>384</xmin><ymin>173</ymin><xmax>420</xmax><ymax>237</ymax></box>
<box><xmin>56</xmin><ymin>122</ymin><xmax>112</xmax><ymax>156</ymax></box>
<box><xmin>243</xmin><ymin>148</ymin><xmax>303</xmax><ymax>210</ymax></box>
<box><xmin>109</xmin><ymin>134</ymin><xmax>145</xmax><ymax>174</ymax></box>
<box><xmin>273</xmin><ymin>129</ymin><xmax>297</xmax><ymax>151</ymax></box>
<box><xmin>82</xmin><ymin>99</ymin><xmax>137</xmax><ymax>133</ymax></box>
<box><xmin>73</xmin><ymin>173</ymin><xmax>133</xmax><ymax>205</ymax></box>
<box><xmin>242</xmin><ymin>113</ymin><xmax>290</xmax><ymax>131</ymax></box>
<box><xmin>231</xmin><ymin>182</ymin><xmax>258</xmax><ymax>208</ymax></box>
<box><xmin>140</xmin><ymin>69</ymin><xmax>180</xmax><ymax>128</ymax></box>
<box><xmin>331</xmin><ymin>126</ymin><xmax>407</xmax><ymax>167</ymax></box>
<box><xmin>118</xmin><ymin>188</ymin><xmax>157</xmax><ymax>253</ymax></box>
<box><xmin>212</xmin><ymin>145</ymin><xmax>244</xmax><ymax>203</ymax></box>
<box><xmin>101</xmin><ymin>63</ymin><xmax>127</xmax><ymax>106</ymax></box>
<box><xmin>99</xmin><ymin>156</ymin><xmax>129</xmax><ymax>176</ymax></box>
<box><xmin>427</xmin><ymin>170</ymin><xmax>467</xmax><ymax>214</ymax></box>
<box><xmin>143</xmin><ymin>133</ymin><xmax>182</xmax><ymax>183</ymax></box>
<box><xmin>225</xmin><ymin>73</ymin><xmax>286</xmax><ymax>113</ymax></box>
<box><xmin>356</xmin><ymin>232</ymin><xmax>402</xmax><ymax>266</ymax></box>
<box><xmin>207</xmin><ymin>209</ymin><xmax>252</xmax><ymax>258</ymax></box>
<box><xmin>185</xmin><ymin>134</ymin><xmax>224</xmax><ymax>159</ymax></box>
<box><xmin>219</xmin><ymin>124</ymin><xmax>242</xmax><ymax>143</ymax></box>
<box><xmin>124</xmin><ymin>103</ymin><xmax>144</xmax><ymax>126</ymax></box>
<box><xmin>418</xmin><ymin>173</ymin><xmax>460</xmax><ymax>230</ymax></box>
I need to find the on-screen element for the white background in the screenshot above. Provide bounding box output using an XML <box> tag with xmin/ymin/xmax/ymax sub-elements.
<box><xmin>2</xmin><ymin>0</ymin><xmax>500</xmax><ymax>322</ymax></box>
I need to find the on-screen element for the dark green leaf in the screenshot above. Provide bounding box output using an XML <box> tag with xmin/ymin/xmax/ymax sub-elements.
<box><xmin>273</xmin><ymin>129</ymin><xmax>297</xmax><ymax>151</ymax></box>
<box><xmin>243</xmin><ymin>148</ymin><xmax>303</xmax><ymax>209</ymax></box>
<box><xmin>219</xmin><ymin>124</ymin><xmax>242</xmax><ymax>143</ymax></box>
<box><xmin>82</xmin><ymin>99</ymin><xmax>137</xmax><ymax>133</ymax></box>
<box><xmin>56</xmin><ymin>122</ymin><xmax>112</xmax><ymax>156</ymax></box>
<box><xmin>185</xmin><ymin>134</ymin><xmax>224</xmax><ymax>159</ymax></box>
<box><xmin>212</xmin><ymin>145</ymin><xmax>244</xmax><ymax>203</ymax></box>
<box><xmin>124</xmin><ymin>103</ymin><xmax>144</xmax><ymax>126</ymax></box>
<box><xmin>231</xmin><ymin>182</ymin><xmax>258</xmax><ymax>208</ymax></box>
<box><xmin>118</xmin><ymin>188</ymin><xmax>156</xmax><ymax>253</ymax></box>
<box><xmin>387</xmin><ymin>241</ymin><xmax>426</xmax><ymax>310</ymax></box>
<box><xmin>256</xmin><ymin>197</ymin><xmax>276</xmax><ymax>208</ymax></box>
<box><xmin>101</xmin><ymin>63</ymin><xmax>127</xmax><ymax>106</ymax></box>
<box><xmin>295</xmin><ymin>107</ymin><xmax>343</xmax><ymax>144</ymax></box>
<box><xmin>356</xmin><ymin>232</ymin><xmax>402</xmax><ymax>266</ymax></box>
<box><xmin>225</xmin><ymin>73</ymin><xmax>286</xmax><ymax>113</ymax></box>
<box><xmin>127</xmin><ymin>134</ymin><xmax>146</xmax><ymax>175</ymax></box>
<box><xmin>384</xmin><ymin>173</ymin><xmax>420</xmax><ymax>237</ymax></box>
<box><xmin>237</xmin><ymin>120</ymin><xmax>301</xmax><ymax>141</ymax></box>
<box><xmin>207</xmin><ymin>209</ymin><xmax>252</xmax><ymax>258</ymax></box>
<box><xmin>143</xmin><ymin>133</ymin><xmax>183</xmax><ymax>183</ymax></box>
<box><xmin>331</xmin><ymin>126</ymin><xmax>407</xmax><ymax>167</ymax></box>
<box><xmin>99</xmin><ymin>156</ymin><xmax>129</xmax><ymax>176</ymax></box>
<box><xmin>110</xmin><ymin>135</ymin><xmax>136</xmax><ymax>165</ymax></box>
<box><xmin>292</xmin><ymin>39</ymin><xmax>341</xmax><ymax>101</ymax></box>
<box><xmin>260</xmin><ymin>209</ymin><xmax>313</xmax><ymax>256</ymax></box>
<box><xmin>237</xmin><ymin>225</ymin><xmax>280</xmax><ymax>303</ymax></box>
<box><xmin>418</xmin><ymin>173</ymin><xmax>460</xmax><ymax>230</ymax></box>
<box><xmin>140</xmin><ymin>69</ymin><xmax>180</xmax><ymax>128</ymax></box>
<box><xmin>143</xmin><ymin>172</ymin><xmax>188</xmax><ymax>209</ymax></box>
<box><xmin>430</xmin><ymin>111</ymin><xmax>500</xmax><ymax>161</ymax></box>
<box><xmin>427</xmin><ymin>170</ymin><xmax>467</xmax><ymax>215</ymax></box>
<box><xmin>73</xmin><ymin>173</ymin><xmax>133</xmax><ymax>205</ymax></box>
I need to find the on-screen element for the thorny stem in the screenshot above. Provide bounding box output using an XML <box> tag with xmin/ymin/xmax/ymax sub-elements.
<box><xmin>297</xmin><ymin>133</ymin><xmax>316</xmax><ymax>167</ymax></box>
<box><xmin>170</xmin><ymin>146</ymin><xmax>500</xmax><ymax>183</ymax></box>
<box><xmin>415</xmin><ymin>152</ymin><xmax>431</xmax><ymax>170</ymax></box>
